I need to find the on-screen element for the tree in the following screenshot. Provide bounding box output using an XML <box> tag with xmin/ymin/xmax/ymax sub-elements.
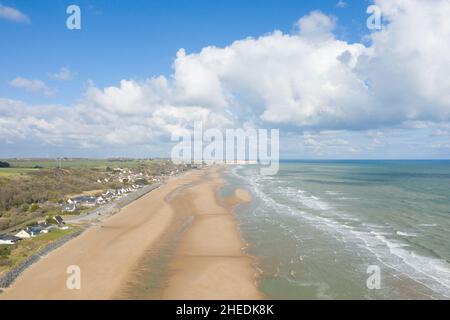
<box><xmin>0</xmin><ymin>161</ymin><xmax>10</xmax><ymax>168</ymax></box>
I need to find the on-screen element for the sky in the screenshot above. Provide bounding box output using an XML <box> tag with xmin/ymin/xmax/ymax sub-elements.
<box><xmin>1</xmin><ymin>0</ymin><xmax>450</xmax><ymax>159</ymax></box>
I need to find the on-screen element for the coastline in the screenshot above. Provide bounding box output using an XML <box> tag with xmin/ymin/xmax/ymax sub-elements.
<box><xmin>0</xmin><ymin>166</ymin><xmax>263</xmax><ymax>300</ymax></box>
<box><xmin>158</xmin><ymin>168</ymin><xmax>263</xmax><ymax>300</ymax></box>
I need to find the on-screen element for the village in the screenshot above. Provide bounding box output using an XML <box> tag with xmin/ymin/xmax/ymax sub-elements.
<box><xmin>0</xmin><ymin>166</ymin><xmax>173</xmax><ymax>246</ymax></box>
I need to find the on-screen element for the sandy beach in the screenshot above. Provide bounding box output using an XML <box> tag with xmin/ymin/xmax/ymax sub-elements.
<box><xmin>0</xmin><ymin>167</ymin><xmax>263</xmax><ymax>300</ymax></box>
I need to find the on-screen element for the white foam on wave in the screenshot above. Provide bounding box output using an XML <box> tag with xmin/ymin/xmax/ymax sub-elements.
<box><xmin>231</xmin><ymin>167</ymin><xmax>450</xmax><ymax>298</ymax></box>
<box><xmin>371</xmin><ymin>231</ymin><xmax>450</xmax><ymax>295</ymax></box>
<box><xmin>325</xmin><ymin>190</ymin><xmax>342</xmax><ymax>195</ymax></box>
<box><xmin>339</xmin><ymin>197</ymin><xmax>360</xmax><ymax>201</ymax></box>
<box><xmin>276</xmin><ymin>185</ymin><xmax>331</xmax><ymax>211</ymax></box>
<box><xmin>396</xmin><ymin>231</ymin><xmax>417</xmax><ymax>237</ymax></box>
<box><xmin>419</xmin><ymin>223</ymin><xmax>438</xmax><ymax>227</ymax></box>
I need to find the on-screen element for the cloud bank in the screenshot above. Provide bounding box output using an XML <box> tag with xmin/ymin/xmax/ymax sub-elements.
<box><xmin>2</xmin><ymin>0</ymin><xmax>450</xmax><ymax>157</ymax></box>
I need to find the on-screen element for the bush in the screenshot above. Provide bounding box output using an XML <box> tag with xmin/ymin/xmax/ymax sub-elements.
<box><xmin>135</xmin><ymin>178</ymin><xmax>149</xmax><ymax>185</ymax></box>
<box><xmin>0</xmin><ymin>245</ymin><xmax>12</xmax><ymax>257</ymax></box>
<box><xmin>0</xmin><ymin>257</ymin><xmax>12</xmax><ymax>267</ymax></box>
<box><xmin>0</xmin><ymin>161</ymin><xmax>10</xmax><ymax>168</ymax></box>
<box><xmin>29</xmin><ymin>203</ymin><xmax>40</xmax><ymax>212</ymax></box>
<box><xmin>25</xmin><ymin>221</ymin><xmax>37</xmax><ymax>227</ymax></box>
<box><xmin>46</xmin><ymin>217</ymin><xmax>58</xmax><ymax>225</ymax></box>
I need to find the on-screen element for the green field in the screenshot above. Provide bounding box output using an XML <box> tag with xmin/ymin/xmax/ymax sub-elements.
<box><xmin>0</xmin><ymin>227</ymin><xmax>79</xmax><ymax>276</ymax></box>
<box><xmin>0</xmin><ymin>158</ymin><xmax>182</xmax><ymax>232</ymax></box>
<box><xmin>0</xmin><ymin>158</ymin><xmax>168</xmax><ymax>170</ymax></box>
<box><xmin>0</xmin><ymin>168</ymin><xmax>39</xmax><ymax>177</ymax></box>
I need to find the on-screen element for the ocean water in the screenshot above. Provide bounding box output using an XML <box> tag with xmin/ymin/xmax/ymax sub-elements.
<box><xmin>226</xmin><ymin>160</ymin><xmax>450</xmax><ymax>299</ymax></box>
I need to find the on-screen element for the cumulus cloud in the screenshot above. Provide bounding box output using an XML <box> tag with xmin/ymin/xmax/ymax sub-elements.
<box><xmin>9</xmin><ymin>77</ymin><xmax>54</xmax><ymax>97</ymax></box>
<box><xmin>49</xmin><ymin>67</ymin><xmax>75</xmax><ymax>81</ymax></box>
<box><xmin>295</xmin><ymin>10</ymin><xmax>337</xmax><ymax>41</ymax></box>
<box><xmin>2</xmin><ymin>0</ymin><xmax>450</xmax><ymax>157</ymax></box>
<box><xmin>0</xmin><ymin>4</ymin><xmax>29</xmax><ymax>23</ymax></box>
<box><xmin>358</xmin><ymin>0</ymin><xmax>450</xmax><ymax>123</ymax></box>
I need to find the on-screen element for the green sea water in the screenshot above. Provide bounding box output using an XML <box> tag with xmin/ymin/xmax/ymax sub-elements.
<box><xmin>226</xmin><ymin>160</ymin><xmax>450</xmax><ymax>299</ymax></box>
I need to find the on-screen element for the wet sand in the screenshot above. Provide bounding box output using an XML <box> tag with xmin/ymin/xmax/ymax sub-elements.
<box><xmin>160</xmin><ymin>170</ymin><xmax>263</xmax><ymax>299</ymax></box>
<box><xmin>1</xmin><ymin>167</ymin><xmax>262</xmax><ymax>300</ymax></box>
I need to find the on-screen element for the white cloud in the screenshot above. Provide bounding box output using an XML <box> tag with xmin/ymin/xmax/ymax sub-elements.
<box><xmin>2</xmin><ymin>0</ymin><xmax>450</xmax><ymax>157</ymax></box>
<box><xmin>9</xmin><ymin>77</ymin><xmax>55</xmax><ymax>97</ymax></box>
<box><xmin>157</xmin><ymin>2</ymin><xmax>450</xmax><ymax>132</ymax></box>
<box><xmin>0</xmin><ymin>4</ymin><xmax>29</xmax><ymax>23</ymax></box>
<box><xmin>295</xmin><ymin>10</ymin><xmax>337</xmax><ymax>41</ymax></box>
<box><xmin>49</xmin><ymin>67</ymin><xmax>75</xmax><ymax>81</ymax></box>
<box><xmin>336</xmin><ymin>1</ymin><xmax>348</xmax><ymax>9</ymax></box>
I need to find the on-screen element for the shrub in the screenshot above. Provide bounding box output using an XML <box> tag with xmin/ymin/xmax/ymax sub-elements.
<box><xmin>46</xmin><ymin>216</ymin><xmax>58</xmax><ymax>225</ymax></box>
<box><xmin>0</xmin><ymin>161</ymin><xmax>10</xmax><ymax>168</ymax></box>
<box><xmin>0</xmin><ymin>257</ymin><xmax>12</xmax><ymax>266</ymax></box>
<box><xmin>135</xmin><ymin>178</ymin><xmax>148</xmax><ymax>185</ymax></box>
<box><xmin>0</xmin><ymin>245</ymin><xmax>12</xmax><ymax>257</ymax></box>
<box><xmin>29</xmin><ymin>203</ymin><xmax>40</xmax><ymax>212</ymax></box>
<box><xmin>25</xmin><ymin>221</ymin><xmax>37</xmax><ymax>227</ymax></box>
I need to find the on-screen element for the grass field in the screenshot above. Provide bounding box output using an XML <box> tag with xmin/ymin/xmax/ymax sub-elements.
<box><xmin>0</xmin><ymin>168</ymin><xmax>39</xmax><ymax>177</ymax></box>
<box><xmin>0</xmin><ymin>227</ymin><xmax>79</xmax><ymax>276</ymax></box>
<box><xmin>1</xmin><ymin>158</ymin><xmax>162</xmax><ymax>170</ymax></box>
<box><xmin>0</xmin><ymin>158</ymin><xmax>181</xmax><ymax>232</ymax></box>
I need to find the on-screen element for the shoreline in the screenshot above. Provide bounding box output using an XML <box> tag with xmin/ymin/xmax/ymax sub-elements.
<box><xmin>158</xmin><ymin>167</ymin><xmax>263</xmax><ymax>300</ymax></box>
<box><xmin>0</xmin><ymin>166</ymin><xmax>263</xmax><ymax>300</ymax></box>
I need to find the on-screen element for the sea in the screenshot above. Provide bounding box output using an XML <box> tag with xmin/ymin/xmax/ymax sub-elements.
<box><xmin>224</xmin><ymin>160</ymin><xmax>450</xmax><ymax>299</ymax></box>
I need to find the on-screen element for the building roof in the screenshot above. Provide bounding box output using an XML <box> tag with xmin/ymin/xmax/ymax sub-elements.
<box><xmin>63</xmin><ymin>204</ymin><xmax>76</xmax><ymax>210</ymax></box>
<box><xmin>30</xmin><ymin>226</ymin><xmax>43</xmax><ymax>232</ymax></box>
<box><xmin>0</xmin><ymin>234</ymin><xmax>21</xmax><ymax>241</ymax></box>
<box><xmin>72</xmin><ymin>195</ymin><xmax>97</xmax><ymax>203</ymax></box>
<box><xmin>55</xmin><ymin>215</ymin><xmax>65</xmax><ymax>224</ymax></box>
<box><xmin>16</xmin><ymin>229</ymin><xmax>31</xmax><ymax>235</ymax></box>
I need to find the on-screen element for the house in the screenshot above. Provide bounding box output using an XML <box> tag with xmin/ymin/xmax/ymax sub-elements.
<box><xmin>15</xmin><ymin>229</ymin><xmax>32</xmax><ymax>239</ymax></box>
<box><xmin>29</xmin><ymin>225</ymin><xmax>43</xmax><ymax>236</ymax></box>
<box><xmin>15</xmin><ymin>223</ymin><xmax>53</xmax><ymax>239</ymax></box>
<box><xmin>96</xmin><ymin>196</ymin><xmax>106</xmax><ymax>205</ymax></box>
<box><xmin>106</xmin><ymin>189</ymin><xmax>116</xmax><ymax>195</ymax></box>
<box><xmin>70</xmin><ymin>196</ymin><xmax>97</xmax><ymax>207</ymax></box>
<box><xmin>54</xmin><ymin>215</ymin><xmax>65</xmax><ymax>225</ymax></box>
<box><xmin>0</xmin><ymin>234</ymin><xmax>21</xmax><ymax>245</ymax></box>
<box><xmin>63</xmin><ymin>203</ymin><xmax>76</xmax><ymax>213</ymax></box>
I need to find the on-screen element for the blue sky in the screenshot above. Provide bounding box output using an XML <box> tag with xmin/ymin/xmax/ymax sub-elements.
<box><xmin>1</xmin><ymin>0</ymin><xmax>450</xmax><ymax>159</ymax></box>
<box><xmin>1</xmin><ymin>0</ymin><xmax>371</xmax><ymax>104</ymax></box>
